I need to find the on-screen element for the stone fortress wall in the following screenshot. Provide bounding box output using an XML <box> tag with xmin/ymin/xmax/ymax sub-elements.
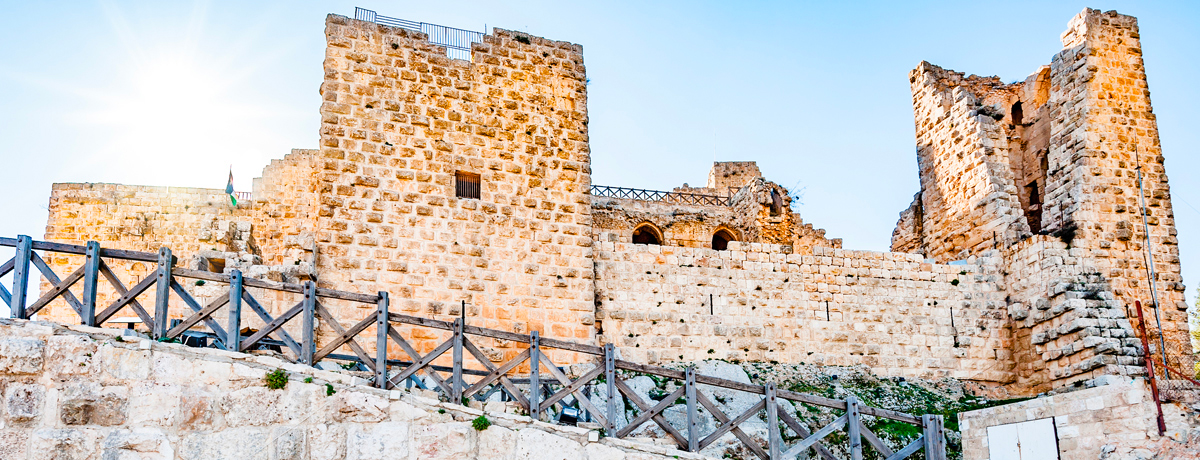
<box><xmin>34</xmin><ymin>8</ymin><xmax>1192</xmax><ymax>398</ymax></box>
<box><xmin>0</xmin><ymin>318</ymin><xmax>703</xmax><ymax>460</ymax></box>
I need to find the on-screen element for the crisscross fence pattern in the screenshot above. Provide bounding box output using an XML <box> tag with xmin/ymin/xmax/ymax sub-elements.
<box><xmin>0</xmin><ymin>235</ymin><xmax>945</xmax><ymax>459</ymax></box>
<box><xmin>354</xmin><ymin>7</ymin><xmax>485</xmax><ymax>61</ymax></box>
<box><xmin>591</xmin><ymin>185</ymin><xmax>741</xmax><ymax>207</ymax></box>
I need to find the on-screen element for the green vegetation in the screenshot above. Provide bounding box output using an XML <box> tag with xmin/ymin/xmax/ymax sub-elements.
<box><xmin>326</xmin><ymin>383</ymin><xmax>336</xmax><ymax>396</ymax></box>
<box><xmin>264</xmin><ymin>368</ymin><xmax>288</xmax><ymax>390</ymax></box>
<box><xmin>472</xmin><ymin>415</ymin><xmax>492</xmax><ymax>431</ymax></box>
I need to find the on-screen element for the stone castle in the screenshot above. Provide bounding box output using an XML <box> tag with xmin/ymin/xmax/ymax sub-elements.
<box><xmin>38</xmin><ymin>8</ymin><xmax>1191</xmax><ymax>398</ymax></box>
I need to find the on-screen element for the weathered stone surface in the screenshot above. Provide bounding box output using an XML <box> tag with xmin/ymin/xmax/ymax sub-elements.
<box><xmin>100</xmin><ymin>345</ymin><xmax>150</xmax><ymax>381</ymax></box>
<box><xmin>126</xmin><ymin>381</ymin><xmax>180</xmax><ymax>427</ymax></box>
<box><xmin>0</xmin><ymin>429</ymin><xmax>30</xmax><ymax>459</ymax></box>
<box><xmin>178</xmin><ymin>428</ymin><xmax>270</xmax><ymax>460</ymax></box>
<box><xmin>345</xmin><ymin>422</ymin><xmax>408</xmax><ymax>460</ymax></box>
<box><xmin>30</xmin><ymin>428</ymin><xmax>99</xmax><ymax>460</ymax></box>
<box><xmin>0</xmin><ymin>337</ymin><xmax>45</xmax><ymax>375</ymax></box>
<box><xmin>476</xmin><ymin>425</ymin><xmax>517</xmax><ymax>460</ymax></box>
<box><xmin>409</xmin><ymin>422</ymin><xmax>473</xmax><ymax>460</ymax></box>
<box><xmin>273</xmin><ymin>426</ymin><xmax>308</xmax><ymax>460</ymax></box>
<box><xmin>6</xmin><ymin>383</ymin><xmax>44</xmax><ymax>422</ymax></box>
<box><xmin>331</xmin><ymin>391</ymin><xmax>387</xmax><ymax>423</ymax></box>
<box><xmin>59</xmin><ymin>382</ymin><xmax>128</xmax><ymax>426</ymax></box>
<box><xmin>100</xmin><ymin>428</ymin><xmax>173</xmax><ymax>460</ymax></box>
<box><xmin>220</xmin><ymin>386</ymin><xmax>283</xmax><ymax>427</ymax></box>
<box><xmin>584</xmin><ymin>443</ymin><xmax>627</xmax><ymax>460</ymax></box>
<box><xmin>45</xmin><ymin>335</ymin><xmax>97</xmax><ymax>379</ymax></box>
<box><xmin>513</xmin><ymin>428</ymin><xmax>583</xmax><ymax>460</ymax></box>
<box><xmin>308</xmin><ymin>424</ymin><xmax>347</xmax><ymax>460</ymax></box>
<box><xmin>176</xmin><ymin>387</ymin><xmax>214</xmax><ymax>430</ymax></box>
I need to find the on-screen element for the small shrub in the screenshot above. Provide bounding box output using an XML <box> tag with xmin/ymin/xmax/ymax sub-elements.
<box><xmin>195</xmin><ymin>280</ymin><xmax>206</xmax><ymax>286</ymax></box>
<box><xmin>264</xmin><ymin>368</ymin><xmax>288</xmax><ymax>390</ymax></box>
<box><xmin>472</xmin><ymin>415</ymin><xmax>491</xmax><ymax>431</ymax></box>
<box><xmin>391</xmin><ymin>43</ymin><xmax>399</xmax><ymax>49</ymax></box>
<box><xmin>304</xmin><ymin>377</ymin><xmax>313</xmax><ymax>383</ymax></box>
<box><xmin>514</xmin><ymin>35</ymin><xmax>531</xmax><ymax>45</ymax></box>
<box><xmin>950</xmin><ymin>279</ymin><xmax>960</xmax><ymax>286</ymax></box>
<box><xmin>707</xmin><ymin>349</ymin><xmax>715</xmax><ymax>354</ymax></box>
<box><xmin>438</xmin><ymin>408</ymin><xmax>446</xmax><ymax>414</ymax></box>
<box><xmin>326</xmin><ymin>383</ymin><xmax>336</xmax><ymax>396</ymax></box>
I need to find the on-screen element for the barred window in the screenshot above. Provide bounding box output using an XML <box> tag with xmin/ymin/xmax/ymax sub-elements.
<box><xmin>455</xmin><ymin>171</ymin><xmax>481</xmax><ymax>199</ymax></box>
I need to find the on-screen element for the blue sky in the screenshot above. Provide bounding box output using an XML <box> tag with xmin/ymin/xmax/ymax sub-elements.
<box><xmin>1</xmin><ymin>1</ymin><xmax>1197</xmax><ymax>304</ymax></box>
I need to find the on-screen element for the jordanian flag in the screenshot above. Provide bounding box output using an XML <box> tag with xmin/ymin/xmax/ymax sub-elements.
<box><xmin>225</xmin><ymin>170</ymin><xmax>237</xmax><ymax>206</ymax></box>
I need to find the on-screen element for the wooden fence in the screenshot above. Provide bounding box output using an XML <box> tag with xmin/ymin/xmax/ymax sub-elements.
<box><xmin>0</xmin><ymin>235</ymin><xmax>946</xmax><ymax>460</ymax></box>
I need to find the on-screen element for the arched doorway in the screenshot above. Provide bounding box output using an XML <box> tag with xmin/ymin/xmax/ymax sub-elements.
<box><xmin>632</xmin><ymin>223</ymin><xmax>662</xmax><ymax>245</ymax></box>
<box><xmin>712</xmin><ymin>229</ymin><xmax>737</xmax><ymax>250</ymax></box>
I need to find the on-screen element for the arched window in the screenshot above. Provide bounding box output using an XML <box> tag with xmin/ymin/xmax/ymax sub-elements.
<box><xmin>712</xmin><ymin>229</ymin><xmax>737</xmax><ymax>251</ymax></box>
<box><xmin>631</xmin><ymin>223</ymin><xmax>662</xmax><ymax>245</ymax></box>
<box><xmin>1011</xmin><ymin>101</ymin><xmax>1024</xmax><ymax>125</ymax></box>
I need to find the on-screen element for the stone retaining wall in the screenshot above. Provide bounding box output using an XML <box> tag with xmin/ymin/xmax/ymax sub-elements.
<box><xmin>0</xmin><ymin>318</ymin><xmax>711</xmax><ymax>460</ymax></box>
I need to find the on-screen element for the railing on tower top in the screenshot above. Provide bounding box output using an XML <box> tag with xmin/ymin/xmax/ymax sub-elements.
<box><xmin>353</xmin><ymin>7</ymin><xmax>485</xmax><ymax>61</ymax></box>
<box><xmin>0</xmin><ymin>235</ymin><xmax>945</xmax><ymax>459</ymax></box>
<box><xmin>590</xmin><ymin>185</ymin><xmax>741</xmax><ymax>207</ymax></box>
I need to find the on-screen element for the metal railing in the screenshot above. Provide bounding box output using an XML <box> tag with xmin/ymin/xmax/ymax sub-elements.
<box><xmin>0</xmin><ymin>235</ymin><xmax>945</xmax><ymax>459</ymax></box>
<box><xmin>591</xmin><ymin>185</ymin><xmax>740</xmax><ymax>207</ymax></box>
<box><xmin>354</xmin><ymin>7</ymin><xmax>485</xmax><ymax>61</ymax></box>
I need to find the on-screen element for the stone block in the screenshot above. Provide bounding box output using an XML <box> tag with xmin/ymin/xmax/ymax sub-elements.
<box><xmin>0</xmin><ymin>430</ymin><xmax>29</xmax><ymax>459</ymax></box>
<box><xmin>6</xmin><ymin>383</ymin><xmax>44</xmax><ymax>422</ymax></box>
<box><xmin>127</xmin><ymin>381</ymin><xmax>181</xmax><ymax>427</ymax></box>
<box><xmin>29</xmin><ymin>428</ymin><xmax>99</xmax><ymax>460</ymax></box>
<box><xmin>45</xmin><ymin>335</ymin><xmax>97</xmax><ymax>379</ymax></box>
<box><xmin>0</xmin><ymin>337</ymin><xmax>45</xmax><ymax>375</ymax></box>
<box><xmin>331</xmin><ymin>391</ymin><xmax>388</xmax><ymax>423</ymax></box>
<box><xmin>178</xmin><ymin>428</ymin><xmax>270</xmax><ymax>460</ymax></box>
<box><xmin>100</xmin><ymin>428</ymin><xmax>173</xmax><ymax>459</ymax></box>
<box><xmin>273</xmin><ymin>426</ymin><xmax>308</xmax><ymax>460</ymax></box>
<box><xmin>308</xmin><ymin>424</ymin><xmax>347</xmax><ymax>460</ymax></box>
<box><xmin>220</xmin><ymin>386</ymin><xmax>283</xmax><ymax>427</ymax></box>
<box><xmin>345</xmin><ymin>422</ymin><xmax>409</xmax><ymax>460</ymax></box>
<box><xmin>59</xmin><ymin>382</ymin><xmax>128</xmax><ymax>426</ymax></box>
<box><xmin>476</xmin><ymin>425</ymin><xmax>517</xmax><ymax>460</ymax></box>
<box><xmin>410</xmin><ymin>422</ymin><xmax>474</xmax><ymax>460</ymax></box>
<box><xmin>514</xmin><ymin>428</ymin><xmax>584</xmax><ymax>460</ymax></box>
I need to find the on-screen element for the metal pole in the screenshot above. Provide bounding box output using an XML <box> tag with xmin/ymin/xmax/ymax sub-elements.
<box><xmin>10</xmin><ymin>235</ymin><xmax>32</xmax><ymax>319</ymax></box>
<box><xmin>1135</xmin><ymin>301</ymin><xmax>1168</xmax><ymax>435</ymax></box>
<box><xmin>153</xmin><ymin>247</ymin><xmax>173</xmax><ymax>339</ymax></box>
<box><xmin>80</xmin><ymin>241</ymin><xmax>101</xmax><ymax>327</ymax></box>
<box><xmin>1135</xmin><ymin>146</ymin><xmax>1169</xmax><ymax>375</ymax></box>
<box><xmin>302</xmin><ymin>281</ymin><xmax>316</xmax><ymax>366</ymax></box>
<box><xmin>226</xmin><ymin>270</ymin><xmax>243</xmax><ymax>352</ymax></box>
<box><xmin>709</xmin><ymin>294</ymin><xmax>713</xmax><ymax>315</ymax></box>
<box><xmin>375</xmin><ymin>291</ymin><xmax>389</xmax><ymax>388</ymax></box>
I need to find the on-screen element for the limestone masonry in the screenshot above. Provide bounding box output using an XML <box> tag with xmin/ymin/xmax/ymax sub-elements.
<box><xmin>38</xmin><ymin>9</ymin><xmax>1192</xmax><ymax>398</ymax></box>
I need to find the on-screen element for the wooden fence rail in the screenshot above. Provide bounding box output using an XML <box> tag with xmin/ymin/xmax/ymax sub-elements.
<box><xmin>0</xmin><ymin>235</ymin><xmax>946</xmax><ymax>459</ymax></box>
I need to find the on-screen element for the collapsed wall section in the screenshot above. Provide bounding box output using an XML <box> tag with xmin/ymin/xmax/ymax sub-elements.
<box><xmin>594</xmin><ymin>237</ymin><xmax>1013</xmax><ymax>383</ymax></box>
<box><xmin>315</xmin><ymin>15</ymin><xmax>594</xmax><ymax>356</ymax></box>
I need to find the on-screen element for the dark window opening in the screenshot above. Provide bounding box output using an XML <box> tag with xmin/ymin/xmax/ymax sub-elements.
<box><xmin>455</xmin><ymin>171</ymin><xmax>481</xmax><ymax>199</ymax></box>
<box><xmin>712</xmin><ymin>229</ymin><xmax>736</xmax><ymax>251</ymax></box>
<box><xmin>769</xmin><ymin>189</ymin><xmax>783</xmax><ymax>216</ymax></box>
<box><xmin>632</xmin><ymin>225</ymin><xmax>662</xmax><ymax>245</ymax></box>
<box><xmin>1011</xmin><ymin>101</ymin><xmax>1024</xmax><ymax>126</ymax></box>
<box><xmin>204</xmin><ymin>257</ymin><xmax>226</xmax><ymax>273</ymax></box>
<box><xmin>1025</xmin><ymin>180</ymin><xmax>1043</xmax><ymax>233</ymax></box>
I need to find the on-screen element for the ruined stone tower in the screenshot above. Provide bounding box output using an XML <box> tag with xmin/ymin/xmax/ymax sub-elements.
<box><xmin>892</xmin><ymin>9</ymin><xmax>1189</xmax><ymax>392</ymax></box>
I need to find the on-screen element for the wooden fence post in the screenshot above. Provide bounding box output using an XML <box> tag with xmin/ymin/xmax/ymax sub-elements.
<box><xmin>923</xmin><ymin>414</ymin><xmax>946</xmax><ymax>460</ymax></box>
<box><xmin>152</xmin><ymin>247</ymin><xmax>173</xmax><ymax>339</ymax></box>
<box><xmin>375</xmin><ymin>291</ymin><xmax>389</xmax><ymax>388</ymax></box>
<box><xmin>686</xmin><ymin>366</ymin><xmax>698</xmax><ymax>452</ymax></box>
<box><xmin>226</xmin><ymin>270</ymin><xmax>243</xmax><ymax>352</ymax></box>
<box><xmin>847</xmin><ymin>395</ymin><xmax>862</xmax><ymax>460</ymax></box>
<box><xmin>604</xmin><ymin>343</ymin><xmax>617</xmax><ymax>434</ymax></box>
<box><xmin>766</xmin><ymin>383</ymin><xmax>781</xmax><ymax>459</ymax></box>
<box><xmin>80</xmin><ymin>241</ymin><xmax>101</xmax><ymax>327</ymax></box>
<box><xmin>10</xmin><ymin>235</ymin><xmax>33</xmax><ymax>319</ymax></box>
<box><xmin>530</xmin><ymin>330</ymin><xmax>541</xmax><ymax>421</ymax></box>
<box><xmin>452</xmin><ymin>317</ymin><xmax>464</xmax><ymax>404</ymax></box>
<box><xmin>301</xmin><ymin>280</ymin><xmax>316</xmax><ymax>366</ymax></box>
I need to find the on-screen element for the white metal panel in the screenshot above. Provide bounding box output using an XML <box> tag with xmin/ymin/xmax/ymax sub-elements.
<box><xmin>988</xmin><ymin>423</ymin><xmax>1021</xmax><ymax>460</ymax></box>
<box><xmin>1016</xmin><ymin>417</ymin><xmax>1059</xmax><ymax>459</ymax></box>
<box><xmin>987</xmin><ymin>417</ymin><xmax>1059</xmax><ymax>460</ymax></box>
